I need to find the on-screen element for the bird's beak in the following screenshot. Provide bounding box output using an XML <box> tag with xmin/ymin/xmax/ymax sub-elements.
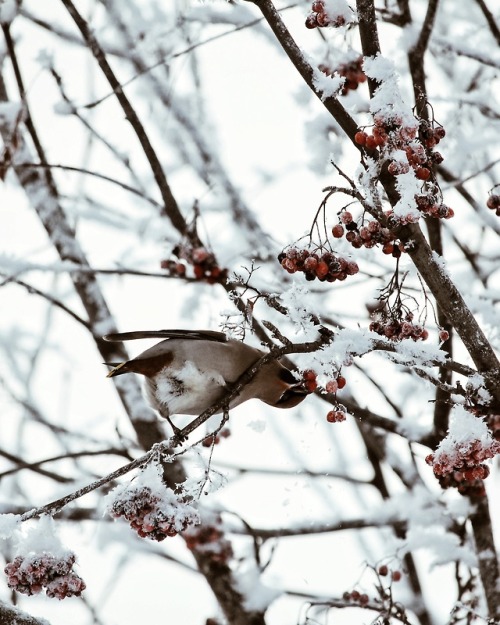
<box><xmin>275</xmin><ymin>382</ymin><xmax>311</xmax><ymax>408</ymax></box>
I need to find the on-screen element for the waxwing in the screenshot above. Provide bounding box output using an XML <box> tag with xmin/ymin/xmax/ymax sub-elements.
<box><xmin>103</xmin><ymin>330</ymin><xmax>309</xmax><ymax>423</ymax></box>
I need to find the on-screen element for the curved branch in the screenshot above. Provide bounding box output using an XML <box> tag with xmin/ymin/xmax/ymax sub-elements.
<box><xmin>248</xmin><ymin>0</ymin><xmax>360</xmax><ymax>143</ymax></box>
<box><xmin>60</xmin><ymin>0</ymin><xmax>192</xmax><ymax>238</ymax></box>
<box><xmin>15</xmin><ymin>162</ymin><xmax>162</xmax><ymax>209</ymax></box>
<box><xmin>474</xmin><ymin>0</ymin><xmax>500</xmax><ymax>45</ymax></box>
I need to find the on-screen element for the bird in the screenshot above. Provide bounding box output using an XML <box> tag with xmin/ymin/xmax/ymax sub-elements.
<box><xmin>103</xmin><ymin>330</ymin><xmax>309</xmax><ymax>430</ymax></box>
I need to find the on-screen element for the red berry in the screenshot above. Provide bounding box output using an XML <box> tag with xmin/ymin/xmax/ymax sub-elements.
<box><xmin>487</xmin><ymin>195</ymin><xmax>500</xmax><ymax>209</ymax></box>
<box><xmin>335</xmin><ymin>410</ymin><xmax>347</xmax><ymax>422</ymax></box>
<box><xmin>434</xmin><ymin>126</ymin><xmax>446</xmax><ymax>139</ymax></box>
<box><xmin>332</xmin><ymin>224</ymin><xmax>345</xmax><ymax>238</ymax></box>
<box><xmin>305</xmin><ymin>379</ymin><xmax>318</xmax><ymax>392</ymax></box>
<box><xmin>305</xmin><ymin>13</ymin><xmax>318</xmax><ymax>28</ymax></box>
<box><xmin>193</xmin><ymin>264</ymin><xmax>205</xmax><ymax>279</ymax></box>
<box><xmin>326</xmin><ymin>411</ymin><xmax>336</xmax><ymax>423</ymax></box>
<box><xmin>303</xmin><ymin>369</ymin><xmax>317</xmax><ymax>381</ymax></box>
<box><xmin>337</xmin><ymin>375</ymin><xmax>346</xmax><ymax>389</ymax></box>
<box><xmin>304</xmin><ymin>256</ymin><xmax>319</xmax><ymax>272</ymax></box>
<box><xmin>354</xmin><ymin>131</ymin><xmax>367</xmax><ymax>145</ymax></box>
<box><xmin>388</xmin><ymin>161</ymin><xmax>399</xmax><ymax>175</ymax></box>
<box><xmin>325</xmin><ymin>379</ymin><xmax>338</xmax><ymax>393</ymax></box>
<box><xmin>316</xmin><ymin>12</ymin><xmax>330</xmax><ymax>26</ymax></box>
<box><xmin>439</xmin><ymin>329</ymin><xmax>450</xmax><ymax>342</ymax></box>
<box><xmin>378</xmin><ymin>564</ymin><xmax>388</xmax><ymax>576</ymax></box>
<box><xmin>341</xmin><ymin>211</ymin><xmax>353</xmax><ymax>224</ymax></box>
<box><xmin>315</xmin><ymin>260</ymin><xmax>329</xmax><ymax>278</ymax></box>
<box><xmin>365</xmin><ymin>135</ymin><xmax>377</xmax><ymax>149</ymax></box>
<box><xmin>282</xmin><ymin>258</ymin><xmax>297</xmax><ymax>273</ymax></box>
<box><xmin>392</xmin><ymin>570</ymin><xmax>402</xmax><ymax>582</ymax></box>
<box><xmin>416</xmin><ymin>167</ymin><xmax>431</xmax><ymax>180</ymax></box>
<box><xmin>192</xmin><ymin>247</ymin><xmax>210</xmax><ymax>263</ymax></box>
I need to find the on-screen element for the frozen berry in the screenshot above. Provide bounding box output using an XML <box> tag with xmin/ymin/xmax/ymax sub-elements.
<box><xmin>315</xmin><ymin>261</ymin><xmax>329</xmax><ymax>279</ymax></box>
<box><xmin>325</xmin><ymin>379</ymin><xmax>338</xmax><ymax>393</ymax></box>
<box><xmin>355</xmin><ymin>131</ymin><xmax>367</xmax><ymax>145</ymax></box>
<box><xmin>332</xmin><ymin>224</ymin><xmax>344</xmax><ymax>238</ymax></box>
<box><xmin>439</xmin><ymin>329</ymin><xmax>450</xmax><ymax>342</ymax></box>
<box><xmin>416</xmin><ymin>167</ymin><xmax>431</xmax><ymax>180</ymax></box>
<box><xmin>305</xmin><ymin>13</ymin><xmax>318</xmax><ymax>28</ymax></box>
<box><xmin>304</xmin><ymin>256</ymin><xmax>319</xmax><ymax>272</ymax></box>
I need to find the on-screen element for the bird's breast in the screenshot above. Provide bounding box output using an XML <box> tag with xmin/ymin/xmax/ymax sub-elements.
<box><xmin>152</xmin><ymin>361</ymin><xmax>228</xmax><ymax>415</ymax></box>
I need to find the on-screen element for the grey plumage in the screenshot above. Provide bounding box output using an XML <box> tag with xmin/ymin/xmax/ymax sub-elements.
<box><xmin>104</xmin><ymin>330</ymin><xmax>308</xmax><ymax>420</ymax></box>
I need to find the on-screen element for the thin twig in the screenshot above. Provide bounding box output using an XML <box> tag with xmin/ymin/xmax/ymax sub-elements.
<box><xmin>60</xmin><ymin>0</ymin><xmax>192</xmax><ymax>238</ymax></box>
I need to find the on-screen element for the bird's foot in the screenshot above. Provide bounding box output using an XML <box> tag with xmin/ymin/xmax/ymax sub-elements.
<box><xmin>165</xmin><ymin>416</ymin><xmax>187</xmax><ymax>445</ymax></box>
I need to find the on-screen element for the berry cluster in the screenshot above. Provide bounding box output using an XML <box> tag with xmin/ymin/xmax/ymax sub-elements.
<box><xmin>305</xmin><ymin>1</ymin><xmax>347</xmax><ymax>28</ymax></box>
<box><xmin>302</xmin><ymin>370</ymin><xmax>346</xmax><ymax>394</ymax></box>
<box><xmin>161</xmin><ymin>244</ymin><xmax>228</xmax><ymax>285</ymax></box>
<box><xmin>319</xmin><ymin>57</ymin><xmax>366</xmax><ymax>95</ymax></box>
<box><xmin>341</xmin><ymin>566</ymin><xmax>402</xmax><ymax>607</ymax></box>
<box><xmin>354</xmin><ymin>113</ymin><xmax>417</xmax><ymax>150</ymax></box>
<box><xmin>5</xmin><ymin>552</ymin><xmax>85</xmax><ymax>600</ymax></box>
<box><xmin>342</xmin><ymin>589</ymin><xmax>369</xmax><ymax>605</ymax></box>
<box><xmin>109</xmin><ymin>486</ymin><xmax>198</xmax><ymax>541</ymax></box>
<box><xmin>486</xmin><ymin>193</ymin><xmax>500</xmax><ymax>216</ymax></box>
<box><xmin>355</xmin><ymin>115</ymin><xmax>450</xmax><ymax>219</ymax></box>
<box><xmin>369</xmin><ymin>312</ymin><xmax>429</xmax><ymax>342</ymax></box>
<box><xmin>184</xmin><ymin>518</ymin><xmax>233</xmax><ymax>565</ymax></box>
<box><xmin>378</xmin><ymin>565</ymin><xmax>402</xmax><ymax>582</ymax></box>
<box><xmin>355</xmin><ymin>116</ymin><xmax>445</xmax><ymax>178</ymax></box>
<box><xmin>278</xmin><ymin>247</ymin><xmax>359</xmax><ymax>282</ymax></box>
<box><xmin>326</xmin><ymin>408</ymin><xmax>347</xmax><ymax>423</ymax></box>
<box><xmin>302</xmin><ymin>369</ymin><xmax>319</xmax><ymax>392</ymax></box>
<box><xmin>426</xmin><ymin>437</ymin><xmax>500</xmax><ymax>497</ymax></box>
<box><xmin>325</xmin><ymin>376</ymin><xmax>346</xmax><ymax>393</ymax></box>
<box><xmin>419</xmin><ymin>119</ymin><xmax>446</xmax><ymax>149</ymax></box>
<box><xmin>303</xmin><ymin>371</ymin><xmax>348</xmax><ymax>422</ymax></box>
<box><xmin>202</xmin><ymin>427</ymin><xmax>231</xmax><ymax>448</ymax></box>
<box><xmin>415</xmin><ymin>192</ymin><xmax>454</xmax><ymax>219</ymax></box>
<box><xmin>332</xmin><ymin>213</ymin><xmax>402</xmax><ymax>256</ymax></box>
<box><xmin>434</xmin><ymin>467</ymin><xmax>490</xmax><ymax>497</ymax></box>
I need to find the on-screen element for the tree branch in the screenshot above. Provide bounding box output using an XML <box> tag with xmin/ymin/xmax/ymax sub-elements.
<box><xmin>60</xmin><ymin>0</ymin><xmax>192</xmax><ymax>238</ymax></box>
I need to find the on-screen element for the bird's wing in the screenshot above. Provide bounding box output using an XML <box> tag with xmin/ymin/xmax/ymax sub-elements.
<box><xmin>103</xmin><ymin>329</ymin><xmax>228</xmax><ymax>343</ymax></box>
